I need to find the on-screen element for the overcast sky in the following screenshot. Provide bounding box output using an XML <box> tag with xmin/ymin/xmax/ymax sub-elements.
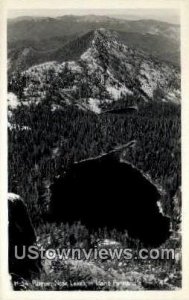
<box><xmin>8</xmin><ymin>9</ymin><xmax>180</xmax><ymax>24</ymax></box>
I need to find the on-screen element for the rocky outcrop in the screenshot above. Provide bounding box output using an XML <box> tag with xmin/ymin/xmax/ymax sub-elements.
<box><xmin>8</xmin><ymin>193</ymin><xmax>41</xmax><ymax>280</ymax></box>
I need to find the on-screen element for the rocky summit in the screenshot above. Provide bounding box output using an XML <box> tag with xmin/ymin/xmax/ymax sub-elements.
<box><xmin>8</xmin><ymin>28</ymin><xmax>180</xmax><ymax>119</ymax></box>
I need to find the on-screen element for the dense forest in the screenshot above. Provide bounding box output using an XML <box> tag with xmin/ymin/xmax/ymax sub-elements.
<box><xmin>8</xmin><ymin>93</ymin><xmax>181</xmax><ymax>227</ymax></box>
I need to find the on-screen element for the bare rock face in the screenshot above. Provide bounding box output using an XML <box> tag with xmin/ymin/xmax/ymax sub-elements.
<box><xmin>8</xmin><ymin>193</ymin><xmax>41</xmax><ymax>280</ymax></box>
<box><xmin>50</xmin><ymin>153</ymin><xmax>170</xmax><ymax>247</ymax></box>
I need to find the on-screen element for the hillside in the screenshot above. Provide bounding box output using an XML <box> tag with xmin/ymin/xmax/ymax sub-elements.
<box><xmin>8</xmin><ymin>28</ymin><xmax>180</xmax><ymax>118</ymax></box>
<box><xmin>8</xmin><ymin>31</ymin><xmax>94</xmax><ymax>73</ymax></box>
<box><xmin>8</xmin><ymin>15</ymin><xmax>180</xmax><ymax>71</ymax></box>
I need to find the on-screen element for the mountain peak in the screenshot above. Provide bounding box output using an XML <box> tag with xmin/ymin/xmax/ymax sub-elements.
<box><xmin>89</xmin><ymin>28</ymin><xmax>124</xmax><ymax>56</ymax></box>
<box><xmin>8</xmin><ymin>23</ymin><xmax>180</xmax><ymax>114</ymax></box>
<box><xmin>93</xmin><ymin>28</ymin><xmax>118</xmax><ymax>40</ymax></box>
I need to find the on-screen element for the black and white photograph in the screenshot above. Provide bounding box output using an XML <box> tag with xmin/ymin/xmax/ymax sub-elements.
<box><xmin>1</xmin><ymin>0</ymin><xmax>189</xmax><ymax>297</ymax></box>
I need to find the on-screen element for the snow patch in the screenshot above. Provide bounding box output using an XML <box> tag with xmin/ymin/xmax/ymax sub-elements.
<box><xmin>8</xmin><ymin>92</ymin><xmax>20</xmax><ymax>109</ymax></box>
<box><xmin>157</xmin><ymin>201</ymin><xmax>164</xmax><ymax>215</ymax></box>
<box><xmin>87</xmin><ymin>98</ymin><xmax>101</xmax><ymax>114</ymax></box>
<box><xmin>8</xmin><ymin>193</ymin><xmax>21</xmax><ymax>202</ymax></box>
<box><xmin>106</xmin><ymin>85</ymin><xmax>132</xmax><ymax>100</ymax></box>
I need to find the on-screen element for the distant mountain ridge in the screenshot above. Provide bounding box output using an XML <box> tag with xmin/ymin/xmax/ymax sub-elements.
<box><xmin>8</xmin><ymin>15</ymin><xmax>180</xmax><ymax>41</ymax></box>
<box><xmin>8</xmin><ymin>15</ymin><xmax>180</xmax><ymax>72</ymax></box>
